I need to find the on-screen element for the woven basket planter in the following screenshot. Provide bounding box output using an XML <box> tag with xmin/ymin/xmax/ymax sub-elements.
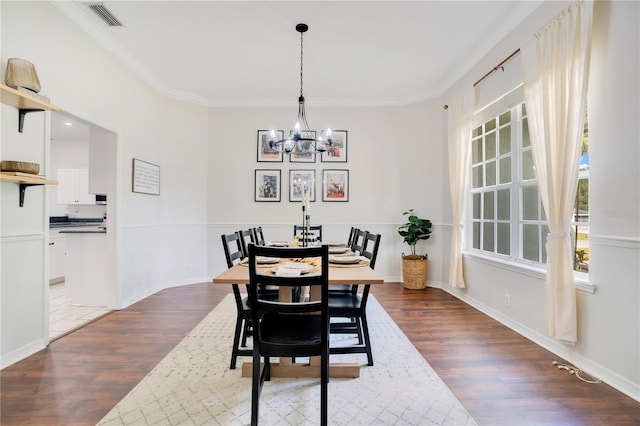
<box><xmin>401</xmin><ymin>255</ymin><xmax>428</xmax><ymax>289</ymax></box>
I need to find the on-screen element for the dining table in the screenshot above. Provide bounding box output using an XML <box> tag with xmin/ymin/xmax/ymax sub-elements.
<box><xmin>211</xmin><ymin>243</ymin><xmax>384</xmax><ymax>379</ymax></box>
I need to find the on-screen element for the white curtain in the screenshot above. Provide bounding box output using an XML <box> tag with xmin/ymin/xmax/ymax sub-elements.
<box><xmin>521</xmin><ymin>0</ymin><xmax>593</xmax><ymax>343</ymax></box>
<box><xmin>447</xmin><ymin>87</ymin><xmax>474</xmax><ymax>288</ymax></box>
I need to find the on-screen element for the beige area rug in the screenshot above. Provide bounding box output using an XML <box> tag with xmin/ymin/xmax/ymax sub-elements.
<box><xmin>98</xmin><ymin>294</ymin><xmax>476</xmax><ymax>425</ymax></box>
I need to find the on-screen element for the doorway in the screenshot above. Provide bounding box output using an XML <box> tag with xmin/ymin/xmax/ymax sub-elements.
<box><xmin>48</xmin><ymin>110</ymin><xmax>117</xmax><ymax>340</ymax></box>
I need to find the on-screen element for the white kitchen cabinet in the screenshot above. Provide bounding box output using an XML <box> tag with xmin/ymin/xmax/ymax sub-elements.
<box><xmin>49</xmin><ymin>230</ymin><xmax>66</xmax><ymax>283</ymax></box>
<box><xmin>88</xmin><ymin>130</ymin><xmax>108</xmax><ymax>195</ymax></box>
<box><xmin>56</xmin><ymin>168</ymin><xmax>95</xmax><ymax>204</ymax></box>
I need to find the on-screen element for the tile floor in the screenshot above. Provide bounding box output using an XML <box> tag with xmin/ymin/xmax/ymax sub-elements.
<box><xmin>49</xmin><ymin>282</ymin><xmax>111</xmax><ymax>340</ymax></box>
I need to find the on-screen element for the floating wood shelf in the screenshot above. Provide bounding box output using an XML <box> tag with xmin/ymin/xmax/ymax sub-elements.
<box><xmin>0</xmin><ymin>83</ymin><xmax>59</xmax><ymax>132</ymax></box>
<box><xmin>0</xmin><ymin>172</ymin><xmax>58</xmax><ymax>207</ymax></box>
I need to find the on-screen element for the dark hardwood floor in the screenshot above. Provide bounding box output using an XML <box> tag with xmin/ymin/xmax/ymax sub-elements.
<box><xmin>1</xmin><ymin>282</ymin><xmax>638</xmax><ymax>425</ymax></box>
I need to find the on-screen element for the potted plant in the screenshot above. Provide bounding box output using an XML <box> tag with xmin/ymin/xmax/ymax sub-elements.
<box><xmin>398</xmin><ymin>209</ymin><xmax>432</xmax><ymax>289</ymax></box>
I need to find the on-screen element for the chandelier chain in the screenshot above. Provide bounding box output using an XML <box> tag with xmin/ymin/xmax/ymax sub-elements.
<box><xmin>299</xmin><ymin>30</ymin><xmax>304</xmax><ymax>98</ymax></box>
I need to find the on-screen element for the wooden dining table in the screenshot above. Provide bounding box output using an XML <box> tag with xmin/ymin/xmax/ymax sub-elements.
<box><xmin>211</xmin><ymin>253</ymin><xmax>384</xmax><ymax>378</ymax></box>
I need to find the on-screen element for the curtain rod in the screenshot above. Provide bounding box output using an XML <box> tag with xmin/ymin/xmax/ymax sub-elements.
<box><xmin>444</xmin><ymin>48</ymin><xmax>521</xmax><ymax>110</ymax></box>
<box><xmin>473</xmin><ymin>48</ymin><xmax>521</xmax><ymax>87</ymax></box>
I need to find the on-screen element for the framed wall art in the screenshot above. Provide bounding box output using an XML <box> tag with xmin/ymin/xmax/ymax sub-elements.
<box><xmin>289</xmin><ymin>131</ymin><xmax>317</xmax><ymax>163</ymax></box>
<box><xmin>257</xmin><ymin>130</ymin><xmax>284</xmax><ymax>162</ymax></box>
<box><xmin>322</xmin><ymin>169</ymin><xmax>349</xmax><ymax>202</ymax></box>
<box><xmin>321</xmin><ymin>130</ymin><xmax>348</xmax><ymax>163</ymax></box>
<box><xmin>255</xmin><ymin>169</ymin><xmax>281</xmax><ymax>202</ymax></box>
<box><xmin>132</xmin><ymin>158</ymin><xmax>160</xmax><ymax>195</ymax></box>
<box><xmin>289</xmin><ymin>169</ymin><xmax>316</xmax><ymax>202</ymax></box>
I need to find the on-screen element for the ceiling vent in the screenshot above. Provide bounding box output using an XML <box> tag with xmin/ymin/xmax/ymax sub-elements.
<box><xmin>87</xmin><ymin>3</ymin><xmax>123</xmax><ymax>27</ymax></box>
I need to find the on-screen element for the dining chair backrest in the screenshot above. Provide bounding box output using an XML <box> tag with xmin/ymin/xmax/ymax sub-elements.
<box><xmin>351</xmin><ymin>228</ymin><xmax>366</xmax><ymax>254</ymax></box>
<box><xmin>221</xmin><ymin>232</ymin><xmax>244</xmax><ymax>267</ymax></box>
<box><xmin>247</xmin><ymin>243</ymin><xmax>329</xmax><ymax>321</ymax></box>
<box><xmin>346</xmin><ymin>227</ymin><xmax>357</xmax><ymax>247</ymax></box>
<box><xmin>361</xmin><ymin>232</ymin><xmax>382</xmax><ymax>269</ymax></box>
<box><xmin>252</xmin><ymin>226</ymin><xmax>266</xmax><ymax>246</ymax></box>
<box><xmin>239</xmin><ymin>229</ymin><xmax>256</xmax><ymax>257</ymax></box>
<box><xmin>293</xmin><ymin>224</ymin><xmax>323</xmax><ymax>243</ymax></box>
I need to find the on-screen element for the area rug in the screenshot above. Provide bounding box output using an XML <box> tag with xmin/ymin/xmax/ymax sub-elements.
<box><xmin>98</xmin><ymin>294</ymin><xmax>476</xmax><ymax>425</ymax></box>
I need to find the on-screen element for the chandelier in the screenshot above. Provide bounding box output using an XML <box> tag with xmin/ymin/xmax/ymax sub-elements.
<box><xmin>269</xmin><ymin>23</ymin><xmax>332</xmax><ymax>154</ymax></box>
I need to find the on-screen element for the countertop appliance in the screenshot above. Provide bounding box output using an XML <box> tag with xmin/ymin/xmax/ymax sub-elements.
<box><xmin>95</xmin><ymin>194</ymin><xmax>107</xmax><ymax>205</ymax></box>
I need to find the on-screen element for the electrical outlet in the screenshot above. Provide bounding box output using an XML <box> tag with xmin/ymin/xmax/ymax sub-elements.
<box><xmin>187</xmin><ymin>264</ymin><xmax>194</xmax><ymax>274</ymax></box>
<box><xmin>504</xmin><ymin>294</ymin><xmax>510</xmax><ymax>306</ymax></box>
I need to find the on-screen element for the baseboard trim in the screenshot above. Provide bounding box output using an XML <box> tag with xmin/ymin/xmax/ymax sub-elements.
<box><xmin>0</xmin><ymin>338</ymin><xmax>48</xmax><ymax>370</ymax></box>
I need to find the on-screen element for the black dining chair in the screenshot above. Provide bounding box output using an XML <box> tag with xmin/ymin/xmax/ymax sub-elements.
<box><xmin>247</xmin><ymin>243</ymin><xmax>329</xmax><ymax>426</ymax></box>
<box><xmin>346</xmin><ymin>226</ymin><xmax>357</xmax><ymax>248</ymax></box>
<box><xmin>252</xmin><ymin>226</ymin><xmax>266</xmax><ymax>246</ymax></box>
<box><xmin>329</xmin><ymin>227</ymin><xmax>361</xmax><ymax>295</ymax></box>
<box><xmin>239</xmin><ymin>228</ymin><xmax>257</xmax><ymax>257</ymax></box>
<box><xmin>221</xmin><ymin>231</ymin><xmax>253</xmax><ymax>369</ymax></box>
<box><xmin>293</xmin><ymin>224</ymin><xmax>322</xmax><ymax>244</ymax></box>
<box><xmin>329</xmin><ymin>231</ymin><xmax>381</xmax><ymax>366</ymax></box>
<box><xmin>350</xmin><ymin>228</ymin><xmax>366</xmax><ymax>254</ymax></box>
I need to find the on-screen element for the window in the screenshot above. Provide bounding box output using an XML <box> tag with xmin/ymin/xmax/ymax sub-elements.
<box><xmin>469</xmin><ymin>88</ymin><xmax>588</xmax><ymax>272</ymax></box>
<box><xmin>574</xmin><ymin>116</ymin><xmax>589</xmax><ymax>272</ymax></box>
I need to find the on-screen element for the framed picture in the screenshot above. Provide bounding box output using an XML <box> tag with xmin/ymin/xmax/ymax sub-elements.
<box><xmin>132</xmin><ymin>158</ymin><xmax>160</xmax><ymax>195</ymax></box>
<box><xmin>289</xmin><ymin>169</ymin><xmax>316</xmax><ymax>202</ymax></box>
<box><xmin>322</xmin><ymin>169</ymin><xmax>349</xmax><ymax>202</ymax></box>
<box><xmin>255</xmin><ymin>169</ymin><xmax>281</xmax><ymax>202</ymax></box>
<box><xmin>321</xmin><ymin>130</ymin><xmax>348</xmax><ymax>162</ymax></box>
<box><xmin>289</xmin><ymin>131</ymin><xmax>317</xmax><ymax>163</ymax></box>
<box><xmin>257</xmin><ymin>130</ymin><xmax>284</xmax><ymax>162</ymax></box>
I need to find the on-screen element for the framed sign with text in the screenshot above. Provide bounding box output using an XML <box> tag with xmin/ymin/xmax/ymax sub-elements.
<box><xmin>132</xmin><ymin>158</ymin><xmax>160</xmax><ymax>195</ymax></box>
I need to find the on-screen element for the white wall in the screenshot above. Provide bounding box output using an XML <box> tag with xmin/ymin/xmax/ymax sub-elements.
<box><xmin>206</xmin><ymin>101</ymin><xmax>445</xmax><ymax>283</ymax></box>
<box><xmin>2</xmin><ymin>0</ymin><xmax>638</xmax><ymax>404</ymax></box>
<box><xmin>1</xmin><ymin>1</ymin><xmax>209</xmax><ymax>366</ymax></box>
<box><xmin>440</xmin><ymin>0</ymin><xmax>640</xmax><ymax>401</ymax></box>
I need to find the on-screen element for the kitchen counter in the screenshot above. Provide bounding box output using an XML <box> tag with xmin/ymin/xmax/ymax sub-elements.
<box><xmin>63</xmin><ymin>230</ymin><xmax>109</xmax><ymax>306</ymax></box>
<box><xmin>50</xmin><ymin>216</ymin><xmax>104</xmax><ymax>229</ymax></box>
<box><xmin>59</xmin><ymin>228</ymin><xmax>106</xmax><ymax>234</ymax></box>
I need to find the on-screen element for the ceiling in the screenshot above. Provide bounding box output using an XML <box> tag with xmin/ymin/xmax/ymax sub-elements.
<box><xmin>52</xmin><ymin>1</ymin><xmax>542</xmax><ymax>108</ymax></box>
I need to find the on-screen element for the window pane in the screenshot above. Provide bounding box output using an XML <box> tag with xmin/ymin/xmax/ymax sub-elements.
<box><xmin>473</xmin><ymin>193</ymin><xmax>481</xmax><ymax>219</ymax></box>
<box><xmin>574</xmin><ymin>224</ymin><xmax>589</xmax><ymax>271</ymax></box>
<box><xmin>486</xmin><ymin>132</ymin><xmax>496</xmax><ymax>159</ymax></box>
<box><xmin>473</xmin><ymin>222</ymin><xmax>481</xmax><ymax>249</ymax></box>
<box><xmin>484</xmin><ymin>191</ymin><xmax>494</xmax><ymax>219</ymax></box>
<box><xmin>499</xmin><ymin>125</ymin><xmax>511</xmax><ymax>155</ymax></box>
<box><xmin>473</xmin><ymin>125</ymin><xmax>482</xmax><ymax>138</ymax></box>
<box><xmin>576</xmin><ymin>178</ymin><xmax>589</xmax><ymax>216</ymax></box>
<box><xmin>499</xmin><ymin>157</ymin><xmax>511</xmax><ymax>183</ymax></box>
<box><xmin>522</xmin><ymin>186</ymin><xmax>539</xmax><ymax>220</ymax></box>
<box><xmin>542</xmin><ymin>225</ymin><xmax>549</xmax><ymax>264</ymax></box>
<box><xmin>472</xmin><ymin>139</ymin><xmax>483</xmax><ymax>164</ymax></box>
<box><xmin>486</xmin><ymin>161</ymin><xmax>496</xmax><ymax>186</ymax></box>
<box><xmin>499</xmin><ymin>111</ymin><xmax>511</xmax><ymax>125</ymax></box>
<box><xmin>472</xmin><ymin>165</ymin><xmax>483</xmax><ymax>188</ymax></box>
<box><xmin>522</xmin><ymin>117</ymin><xmax>530</xmax><ymax>148</ymax></box>
<box><xmin>486</xmin><ymin>118</ymin><xmax>496</xmax><ymax>132</ymax></box>
<box><xmin>523</xmin><ymin>224</ymin><xmax>539</xmax><ymax>261</ymax></box>
<box><xmin>497</xmin><ymin>189</ymin><xmax>510</xmax><ymax>220</ymax></box>
<box><xmin>483</xmin><ymin>222</ymin><xmax>495</xmax><ymax>252</ymax></box>
<box><xmin>497</xmin><ymin>223</ymin><xmax>510</xmax><ymax>255</ymax></box>
<box><xmin>522</xmin><ymin>149</ymin><xmax>536</xmax><ymax>180</ymax></box>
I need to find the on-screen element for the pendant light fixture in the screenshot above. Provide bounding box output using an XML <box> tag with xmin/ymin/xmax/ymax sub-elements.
<box><xmin>269</xmin><ymin>23</ymin><xmax>332</xmax><ymax>154</ymax></box>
